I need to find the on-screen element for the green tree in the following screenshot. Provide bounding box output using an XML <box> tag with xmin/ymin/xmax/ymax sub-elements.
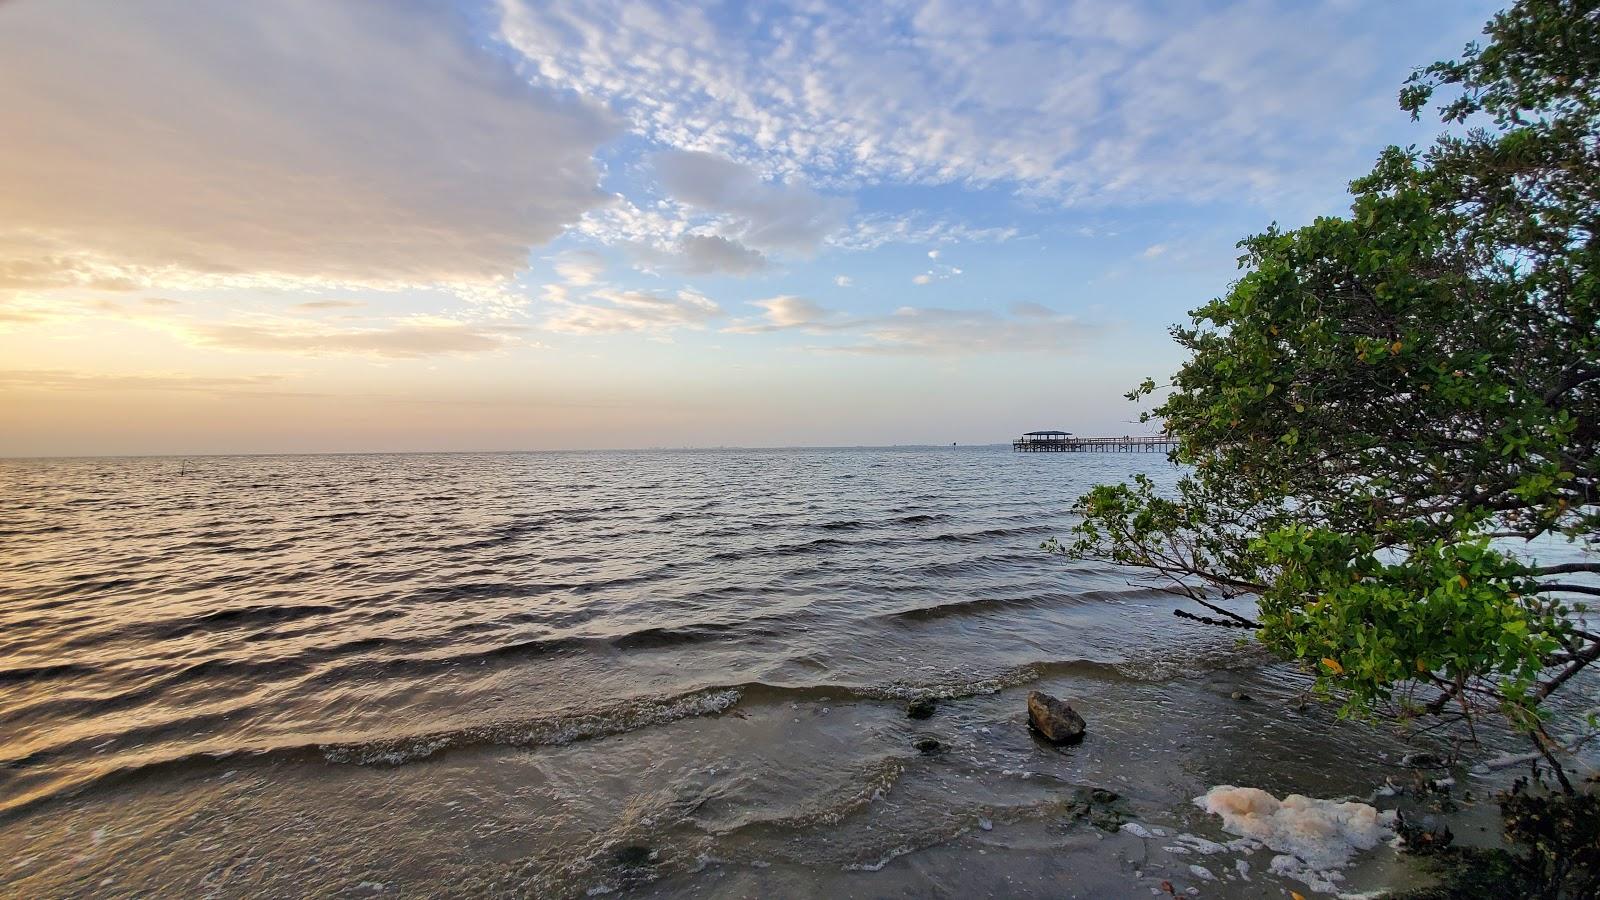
<box><xmin>1056</xmin><ymin>0</ymin><xmax>1599</xmax><ymax>781</ymax></box>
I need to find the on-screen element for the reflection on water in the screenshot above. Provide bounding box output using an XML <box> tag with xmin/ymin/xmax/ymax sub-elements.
<box><xmin>0</xmin><ymin>449</ymin><xmax>1576</xmax><ymax>897</ymax></box>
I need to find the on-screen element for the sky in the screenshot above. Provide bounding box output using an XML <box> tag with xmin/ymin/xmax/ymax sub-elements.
<box><xmin>0</xmin><ymin>0</ymin><xmax>1501</xmax><ymax>455</ymax></box>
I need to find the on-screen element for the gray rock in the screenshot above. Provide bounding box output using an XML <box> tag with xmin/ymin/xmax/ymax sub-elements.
<box><xmin>907</xmin><ymin>697</ymin><xmax>937</xmax><ymax>719</ymax></box>
<box><xmin>1026</xmin><ymin>690</ymin><xmax>1086</xmax><ymax>744</ymax></box>
<box><xmin>1401</xmin><ymin>751</ymin><xmax>1444</xmax><ymax>768</ymax></box>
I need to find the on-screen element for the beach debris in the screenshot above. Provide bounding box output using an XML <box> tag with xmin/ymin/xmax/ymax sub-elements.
<box><xmin>1026</xmin><ymin>690</ymin><xmax>1086</xmax><ymax>744</ymax></box>
<box><xmin>906</xmin><ymin>697</ymin><xmax>937</xmax><ymax>719</ymax></box>
<box><xmin>978</xmin><ymin>817</ymin><xmax>993</xmax><ymax>831</ymax></box>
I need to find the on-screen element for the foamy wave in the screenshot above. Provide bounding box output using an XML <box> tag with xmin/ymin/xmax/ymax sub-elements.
<box><xmin>1195</xmin><ymin>785</ymin><xmax>1396</xmax><ymax>893</ymax></box>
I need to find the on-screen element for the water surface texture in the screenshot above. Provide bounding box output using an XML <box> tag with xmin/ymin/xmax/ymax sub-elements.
<box><xmin>0</xmin><ymin>449</ymin><xmax>1547</xmax><ymax>897</ymax></box>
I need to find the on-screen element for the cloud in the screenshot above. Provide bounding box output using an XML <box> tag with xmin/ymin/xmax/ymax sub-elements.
<box><xmin>654</xmin><ymin>151</ymin><xmax>851</xmax><ymax>254</ymax></box>
<box><xmin>834</xmin><ymin>275</ymin><xmax>853</xmax><ymax>287</ymax></box>
<box><xmin>187</xmin><ymin>319</ymin><xmax>523</xmax><ymax>359</ymax></box>
<box><xmin>832</xmin><ymin>303</ymin><xmax>1093</xmax><ymax>355</ymax></box>
<box><xmin>674</xmin><ymin>235</ymin><xmax>770</xmax><ymax>275</ymax></box>
<box><xmin>725</xmin><ymin>295</ymin><xmax>840</xmax><ymax>333</ymax></box>
<box><xmin>928</xmin><ymin>249</ymin><xmax>941</xmax><ymax>259</ymax></box>
<box><xmin>554</xmin><ymin>250</ymin><xmax>608</xmax><ymax>286</ymax></box>
<box><xmin>0</xmin><ymin>1</ymin><xmax>618</xmax><ymax>299</ymax></box>
<box><xmin>912</xmin><ymin>260</ymin><xmax>964</xmax><ymax>285</ymax></box>
<box><xmin>498</xmin><ymin>0</ymin><xmax>1455</xmax><ymax>208</ymax></box>
<box><xmin>725</xmin><ymin>295</ymin><xmax>1093</xmax><ymax>354</ymax></box>
<box><xmin>1142</xmin><ymin>243</ymin><xmax>1169</xmax><ymax>258</ymax></box>
<box><xmin>0</xmin><ymin>369</ymin><xmax>305</xmax><ymax>396</ymax></box>
<box><xmin>293</xmin><ymin>300</ymin><xmax>365</xmax><ymax>311</ymax></box>
<box><xmin>544</xmin><ymin>288</ymin><xmax>723</xmax><ymax>335</ymax></box>
<box><xmin>830</xmin><ymin>215</ymin><xmax>1020</xmax><ymax>251</ymax></box>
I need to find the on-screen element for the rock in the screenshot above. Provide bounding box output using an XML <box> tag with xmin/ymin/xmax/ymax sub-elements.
<box><xmin>612</xmin><ymin>845</ymin><xmax>655</xmax><ymax>868</ymax></box>
<box><xmin>914</xmin><ymin>737</ymin><xmax>944</xmax><ymax>755</ymax></box>
<box><xmin>1396</xmin><ymin>812</ymin><xmax>1454</xmax><ymax>855</ymax></box>
<box><xmin>978</xmin><ymin>817</ymin><xmax>993</xmax><ymax>831</ymax></box>
<box><xmin>1026</xmin><ymin>690</ymin><xmax>1086</xmax><ymax>744</ymax></box>
<box><xmin>1229</xmin><ymin>691</ymin><xmax>1253</xmax><ymax>702</ymax></box>
<box><xmin>1090</xmin><ymin>788</ymin><xmax>1120</xmax><ymax>804</ymax></box>
<box><xmin>906</xmin><ymin>697</ymin><xmax>937</xmax><ymax>719</ymax></box>
<box><xmin>1401</xmin><ymin>751</ymin><xmax>1444</xmax><ymax>768</ymax></box>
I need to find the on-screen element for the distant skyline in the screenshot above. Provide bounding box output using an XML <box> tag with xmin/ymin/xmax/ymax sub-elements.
<box><xmin>0</xmin><ymin>0</ymin><xmax>1500</xmax><ymax>455</ymax></box>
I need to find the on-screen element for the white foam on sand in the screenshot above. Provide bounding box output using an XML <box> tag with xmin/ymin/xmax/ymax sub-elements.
<box><xmin>1195</xmin><ymin>785</ymin><xmax>1396</xmax><ymax>889</ymax></box>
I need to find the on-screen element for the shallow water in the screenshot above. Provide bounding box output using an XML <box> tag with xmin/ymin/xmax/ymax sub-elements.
<box><xmin>0</xmin><ymin>448</ymin><xmax>1587</xmax><ymax>898</ymax></box>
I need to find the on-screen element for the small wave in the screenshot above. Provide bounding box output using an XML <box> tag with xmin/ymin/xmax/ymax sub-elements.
<box><xmin>883</xmin><ymin>586</ymin><xmax>1174</xmax><ymax>624</ymax></box>
<box><xmin>0</xmin><ymin>662</ymin><xmax>96</xmax><ymax>685</ymax></box>
<box><xmin>152</xmin><ymin>603</ymin><xmax>340</xmax><ymax>639</ymax></box>
<box><xmin>609</xmin><ymin>622</ymin><xmax>763</xmax><ymax>650</ymax></box>
<box><xmin>705</xmin><ymin>756</ymin><xmax>906</xmax><ymax>837</ymax></box>
<box><xmin>924</xmin><ymin>524</ymin><xmax>1054</xmax><ymax>543</ymax></box>
<box><xmin>707</xmin><ymin>535</ymin><xmax>890</xmax><ymax>563</ymax></box>
<box><xmin>319</xmin><ymin>687</ymin><xmax>743</xmax><ymax>765</ymax></box>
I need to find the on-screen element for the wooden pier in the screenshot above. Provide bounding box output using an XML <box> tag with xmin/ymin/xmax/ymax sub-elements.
<box><xmin>1012</xmin><ymin>430</ymin><xmax>1177</xmax><ymax>453</ymax></box>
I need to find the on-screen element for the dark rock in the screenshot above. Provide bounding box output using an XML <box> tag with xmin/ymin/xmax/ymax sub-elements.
<box><xmin>1396</xmin><ymin>812</ymin><xmax>1454</xmax><ymax>855</ymax></box>
<box><xmin>914</xmin><ymin>737</ymin><xmax>944</xmax><ymax>755</ymax></box>
<box><xmin>1229</xmin><ymin>691</ymin><xmax>1253</xmax><ymax>702</ymax></box>
<box><xmin>1401</xmin><ymin>751</ymin><xmax>1445</xmax><ymax>768</ymax></box>
<box><xmin>612</xmin><ymin>845</ymin><xmax>655</xmax><ymax>868</ymax></box>
<box><xmin>1089</xmin><ymin>788</ymin><xmax>1120</xmax><ymax>804</ymax></box>
<box><xmin>907</xmin><ymin>697</ymin><xmax>937</xmax><ymax>719</ymax></box>
<box><xmin>1026</xmin><ymin>690</ymin><xmax>1086</xmax><ymax>744</ymax></box>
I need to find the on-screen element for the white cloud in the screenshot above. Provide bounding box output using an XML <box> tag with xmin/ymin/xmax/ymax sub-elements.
<box><xmin>1142</xmin><ymin>243</ymin><xmax>1169</xmax><ymax>258</ymax></box>
<box><xmin>830</xmin><ymin>215</ymin><xmax>1020</xmax><ymax>251</ymax></box>
<box><xmin>554</xmin><ymin>251</ymin><xmax>608</xmax><ymax>286</ymax></box>
<box><xmin>654</xmin><ymin>151</ymin><xmax>851</xmax><ymax>255</ymax></box>
<box><xmin>0</xmin><ymin>1</ymin><xmax>618</xmax><ymax>300</ymax></box>
<box><xmin>912</xmin><ymin>274</ymin><xmax>934</xmax><ymax>285</ymax></box>
<box><xmin>725</xmin><ymin>295</ymin><xmax>1093</xmax><ymax>355</ymax></box>
<box><xmin>833</xmin><ymin>303</ymin><xmax>1092</xmax><ymax>355</ymax></box>
<box><xmin>725</xmin><ymin>295</ymin><xmax>839</xmax><ymax>333</ymax></box>
<box><xmin>544</xmin><ymin>288</ymin><xmax>723</xmax><ymax>335</ymax></box>
<box><xmin>928</xmin><ymin>249</ymin><xmax>941</xmax><ymax>259</ymax></box>
<box><xmin>187</xmin><ymin>320</ymin><xmax>523</xmax><ymax>359</ymax></box>
<box><xmin>834</xmin><ymin>275</ymin><xmax>853</xmax><ymax>287</ymax></box>
<box><xmin>497</xmin><ymin>0</ymin><xmax>1431</xmax><ymax>207</ymax></box>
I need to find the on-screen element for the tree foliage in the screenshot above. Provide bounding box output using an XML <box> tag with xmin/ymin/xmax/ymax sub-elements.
<box><xmin>1057</xmin><ymin>0</ymin><xmax>1600</xmax><ymax>762</ymax></box>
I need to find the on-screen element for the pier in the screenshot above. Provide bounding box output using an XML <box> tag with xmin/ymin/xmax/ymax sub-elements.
<box><xmin>1012</xmin><ymin>430</ymin><xmax>1177</xmax><ymax>453</ymax></box>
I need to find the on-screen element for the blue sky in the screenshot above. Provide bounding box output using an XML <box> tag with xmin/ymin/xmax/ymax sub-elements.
<box><xmin>0</xmin><ymin>0</ymin><xmax>1502</xmax><ymax>454</ymax></box>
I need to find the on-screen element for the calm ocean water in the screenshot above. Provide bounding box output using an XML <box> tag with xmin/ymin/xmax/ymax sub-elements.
<box><xmin>0</xmin><ymin>448</ymin><xmax>1575</xmax><ymax>897</ymax></box>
